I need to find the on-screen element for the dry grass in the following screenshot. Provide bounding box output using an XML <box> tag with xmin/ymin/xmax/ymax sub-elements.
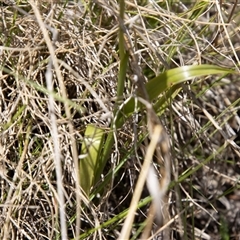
<box><xmin>0</xmin><ymin>0</ymin><xmax>240</xmax><ymax>239</ymax></box>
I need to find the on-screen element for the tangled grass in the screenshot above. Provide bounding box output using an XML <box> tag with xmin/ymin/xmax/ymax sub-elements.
<box><xmin>0</xmin><ymin>0</ymin><xmax>240</xmax><ymax>239</ymax></box>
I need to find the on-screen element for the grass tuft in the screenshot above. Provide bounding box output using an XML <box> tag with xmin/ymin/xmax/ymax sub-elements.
<box><xmin>0</xmin><ymin>1</ymin><xmax>240</xmax><ymax>239</ymax></box>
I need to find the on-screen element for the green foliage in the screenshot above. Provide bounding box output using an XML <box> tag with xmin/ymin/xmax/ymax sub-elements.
<box><xmin>1</xmin><ymin>0</ymin><xmax>239</xmax><ymax>239</ymax></box>
<box><xmin>81</xmin><ymin>63</ymin><xmax>234</xmax><ymax>202</ymax></box>
<box><xmin>220</xmin><ymin>216</ymin><xmax>230</xmax><ymax>240</ymax></box>
<box><xmin>79</xmin><ymin>125</ymin><xmax>104</xmax><ymax>197</ymax></box>
<box><xmin>77</xmin><ymin>196</ymin><xmax>151</xmax><ymax>239</ymax></box>
<box><xmin>100</xmin><ymin>64</ymin><xmax>234</xmax><ymax>192</ymax></box>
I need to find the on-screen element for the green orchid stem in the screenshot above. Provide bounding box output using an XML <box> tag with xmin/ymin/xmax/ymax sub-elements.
<box><xmin>98</xmin><ymin>0</ymin><xmax>129</xmax><ymax>188</ymax></box>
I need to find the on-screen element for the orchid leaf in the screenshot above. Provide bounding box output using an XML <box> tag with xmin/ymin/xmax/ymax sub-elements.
<box><xmin>79</xmin><ymin>124</ymin><xmax>104</xmax><ymax>197</ymax></box>
<box><xmin>90</xmin><ymin>64</ymin><xmax>235</xmax><ymax>196</ymax></box>
<box><xmin>122</xmin><ymin>64</ymin><xmax>234</xmax><ymax>117</ymax></box>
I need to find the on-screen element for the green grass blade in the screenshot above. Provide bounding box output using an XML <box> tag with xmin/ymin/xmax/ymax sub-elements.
<box><xmin>77</xmin><ymin>196</ymin><xmax>151</xmax><ymax>239</ymax></box>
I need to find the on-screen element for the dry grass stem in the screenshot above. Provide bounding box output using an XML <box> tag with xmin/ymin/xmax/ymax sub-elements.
<box><xmin>0</xmin><ymin>1</ymin><xmax>240</xmax><ymax>239</ymax></box>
